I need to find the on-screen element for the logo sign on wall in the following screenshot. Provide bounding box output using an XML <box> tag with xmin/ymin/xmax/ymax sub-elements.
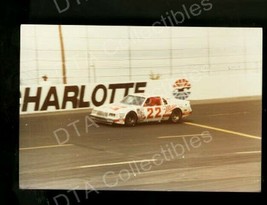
<box><xmin>172</xmin><ymin>79</ymin><xmax>191</xmax><ymax>100</ymax></box>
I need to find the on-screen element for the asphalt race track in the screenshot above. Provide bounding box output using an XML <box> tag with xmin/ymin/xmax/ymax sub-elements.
<box><xmin>19</xmin><ymin>99</ymin><xmax>261</xmax><ymax>191</ymax></box>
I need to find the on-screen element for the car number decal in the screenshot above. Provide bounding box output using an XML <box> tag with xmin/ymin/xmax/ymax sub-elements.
<box><xmin>147</xmin><ymin>107</ymin><xmax>162</xmax><ymax>118</ymax></box>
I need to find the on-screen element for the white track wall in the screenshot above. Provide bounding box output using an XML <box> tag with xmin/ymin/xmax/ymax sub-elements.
<box><xmin>20</xmin><ymin>71</ymin><xmax>261</xmax><ymax>114</ymax></box>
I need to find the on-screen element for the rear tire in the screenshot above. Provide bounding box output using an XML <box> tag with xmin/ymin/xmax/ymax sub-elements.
<box><xmin>170</xmin><ymin>109</ymin><xmax>182</xmax><ymax>123</ymax></box>
<box><xmin>125</xmin><ymin>112</ymin><xmax>137</xmax><ymax>127</ymax></box>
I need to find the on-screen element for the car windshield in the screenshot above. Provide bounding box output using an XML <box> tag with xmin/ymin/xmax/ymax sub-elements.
<box><xmin>120</xmin><ymin>95</ymin><xmax>145</xmax><ymax>106</ymax></box>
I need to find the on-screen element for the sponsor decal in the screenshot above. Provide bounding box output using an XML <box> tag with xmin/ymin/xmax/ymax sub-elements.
<box><xmin>137</xmin><ymin>108</ymin><xmax>146</xmax><ymax>120</ymax></box>
<box><xmin>172</xmin><ymin>78</ymin><xmax>191</xmax><ymax>100</ymax></box>
<box><xmin>165</xmin><ymin>105</ymin><xmax>176</xmax><ymax>115</ymax></box>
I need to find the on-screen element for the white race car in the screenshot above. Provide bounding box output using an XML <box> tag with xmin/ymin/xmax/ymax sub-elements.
<box><xmin>90</xmin><ymin>94</ymin><xmax>192</xmax><ymax>126</ymax></box>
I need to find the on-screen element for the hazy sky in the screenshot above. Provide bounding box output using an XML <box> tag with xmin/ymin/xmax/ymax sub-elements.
<box><xmin>20</xmin><ymin>25</ymin><xmax>262</xmax><ymax>85</ymax></box>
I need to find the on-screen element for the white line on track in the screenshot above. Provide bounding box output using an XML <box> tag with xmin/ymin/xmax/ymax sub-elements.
<box><xmin>19</xmin><ymin>144</ymin><xmax>73</xmax><ymax>151</ymax></box>
<box><xmin>235</xmin><ymin>151</ymin><xmax>261</xmax><ymax>155</ymax></box>
<box><xmin>184</xmin><ymin>122</ymin><xmax>261</xmax><ymax>140</ymax></box>
<box><xmin>20</xmin><ymin>159</ymin><xmax>158</xmax><ymax>174</ymax></box>
<box><xmin>208</xmin><ymin>112</ymin><xmax>248</xmax><ymax>117</ymax></box>
<box><xmin>55</xmin><ymin>159</ymin><xmax>157</xmax><ymax>172</ymax></box>
<box><xmin>158</xmin><ymin>134</ymin><xmax>204</xmax><ymax>139</ymax></box>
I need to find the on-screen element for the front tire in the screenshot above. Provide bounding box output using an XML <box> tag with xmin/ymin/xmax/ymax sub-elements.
<box><xmin>170</xmin><ymin>109</ymin><xmax>182</xmax><ymax>123</ymax></box>
<box><xmin>125</xmin><ymin>112</ymin><xmax>137</xmax><ymax>127</ymax></box>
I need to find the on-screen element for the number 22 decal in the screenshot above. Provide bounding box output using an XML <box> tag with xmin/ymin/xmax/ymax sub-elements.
<box><xmin>147</xmin><ymin>107</ymin><xmax>161</xmax><ymax>118</ymax></box>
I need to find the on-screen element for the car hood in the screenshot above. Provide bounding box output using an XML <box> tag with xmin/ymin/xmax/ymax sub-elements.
<box><xmin>93</xmin><ymin>103</ymin><xmax>138</xmax><ymax>113</ymax></box>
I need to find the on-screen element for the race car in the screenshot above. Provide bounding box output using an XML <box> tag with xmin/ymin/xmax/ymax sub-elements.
<box><xmin>90</xmin><ymin>94</ymin><xmax>192</xmax><ymax>126</ymax></box>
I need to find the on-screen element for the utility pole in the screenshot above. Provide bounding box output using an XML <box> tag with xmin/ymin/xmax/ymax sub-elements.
<box><xmin>34</xmin><ymin>26</ymin><xmax>40</xmax><ymax>85</ymax></box>
<box><xmin>207</xmin><ymin>28</ymin><xmax>211</xmax><ymax>74</ymax></box>
<box><xmin>128</xmin><ymin>27</ymin><xmax>132</xmax><ymax>81</ymax></box>
<box><xmin>86</xmin><ymin>27</ymin><xmax>91</xmax><ymax>83</ymax></box>
<box><xmin>58</xmin><ymin>25</ymin><xmax>67</xmax><ymax>84</ymax></box>
<box><xmin>169</xmin><ymin>28</ymin><xmax>173</xmax><ymax>78</ymax></box>
<box><xmin>243</xmin><ymin>30</ymin><xmax>247</xmax><ymax>71</ymax></box>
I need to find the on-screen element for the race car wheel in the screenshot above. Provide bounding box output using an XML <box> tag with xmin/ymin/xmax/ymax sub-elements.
<box><xmin>125</xmin><ymin>112</ymin><xmax>137</xmax><ymax>127</ymax></box>
<box><xmin>170</xmin><ymin>109</ymin><xmax>182</xmax><ymax>123</ymax></box>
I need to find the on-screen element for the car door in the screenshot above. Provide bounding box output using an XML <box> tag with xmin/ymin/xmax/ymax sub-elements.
<box><xmin>143</xmin><ymin>97</ymin><xmax>165</xmax><ymax>122</ymax></box>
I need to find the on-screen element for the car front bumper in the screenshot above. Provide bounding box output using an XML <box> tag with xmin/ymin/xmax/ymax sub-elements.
<box><xmin>182</xmin><ymin>109</ymin><xmax>192</xmax><ymax>117</ymax></box>
<box><xmin>90</xmin><ymin>115</ymin><xmax>125</xmax><ymax>125</ymax></box>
